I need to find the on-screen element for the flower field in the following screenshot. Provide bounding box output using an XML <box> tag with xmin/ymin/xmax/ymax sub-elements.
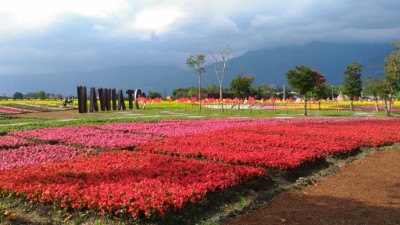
<box><xmin>137</xmin><ymin>119</ymin><xmax>400</xmax><ymax>169</ymax></box>
<box><xmin>1</xmin><ymin>118</ymin><xmax>400</xmax><ymax>219</ymax></box>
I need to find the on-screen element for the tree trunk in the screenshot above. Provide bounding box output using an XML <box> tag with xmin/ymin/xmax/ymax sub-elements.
<box><xmin>219</xmin><ymin>81</ymin><xmax>224</xmax><ymax>112</ymax></box>
<box><xmin>374</xmin><ymin>97</ymin><xmax>379</xmax><ymax>111</ymax></box>
<box><xmin>303</xmin><ymin>95</ymin><xmax>308</xmax><ymax>116</ymax></box>
<box><xmin>383</xmin><ymin>96</ymin><xmax>391</xmax><ymax>116</ymax></box>
<box><xmin>388</xmin><ymin>96</ymin><xmax>393</xmax><ymax>116</ymax></box>
<box><xmin>198</xmin><ymin>74</ymin><xmax>202</xmax><ymax>111</ymax></box>
<box><xmin>350</xmin><ymin>100</ymin><xmax>354</xmax><ymax>111</ymax></box>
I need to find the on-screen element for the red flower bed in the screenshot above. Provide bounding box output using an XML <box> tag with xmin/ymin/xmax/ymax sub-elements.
<box><xmin>137</xmin><ymin>119</ymin><xmax>400</xmax><ymax>169</ymax></box>
<box><xmin>0</xmin><ymin>151</ymin><xmax>265</xmax><ymax>217</ymax></box>
<box><xmin>0</xmin><ymin>106</ymin><xmax>28</xmax><ymax>114</ymax></box>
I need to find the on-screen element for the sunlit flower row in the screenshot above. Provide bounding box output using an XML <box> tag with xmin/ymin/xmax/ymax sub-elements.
<box><xmin>0</xmin><ymin>150</ymin><xmax>265</xmax><ymax>217</ymax></box>
<box><xmin>137</xmin><ymin>119</ymin><xmax>400</xmax><ymax>169</ymax></box>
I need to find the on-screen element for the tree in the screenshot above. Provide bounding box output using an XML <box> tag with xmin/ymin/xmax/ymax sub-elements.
<box><xmin>186</xmin><ymin>54</ymin><xmax>206</xmax><ymax>111</ymax></box>
<box><xmin>206</xmin><ymin>83</ymin><xmax>219</xmax><ymax>94</ymax></box>
<box><xmin>363</xmin><ymin>77</ymin><xmax>381</xmax><ymax>111</ymax></box>
<box><xmin>230</xmin><ymin>75</ymin><xmax>254</xmax><ymax>99</ymax></box>
<box><xmin>252</xmin><ymin>84</ymin><xmax>277</xmax><ymax>99</ymax></box>
<box><xmin>342</xmin><ymin>62</ymin><xmax>363</xmax><ymax>111</ymax></box>
<box><xmin>38</xmin><ymin>91</ymin><xmax>47</xmax><ymax>100</ymax></box>
<box><xmin>285</xmin><ymin>65</ymin><xmax>326</xmax><ymax>115</ymax></box>
<box><xmin>13</xmin><ymin>92</ymin><xmax>23</xmax><ymax>99</ymax></box>
<box><xmin>380</xmin><ymin>40</ymin><xmax>400</xmax><ymax>116</ymax></box>
<box><xmin>211</xmin><ymin>45</ymin><xmax>230</xmax><ymax>99</ymax></box>
<box><xmin>148</xmin><ymin>91</ymin><xmax>162</xmax><ymax>99</ymax></box>
<box><xmin>313</xmin><ymin>83</ymin><xmax>333</xmax><ymax>100</ymax></box>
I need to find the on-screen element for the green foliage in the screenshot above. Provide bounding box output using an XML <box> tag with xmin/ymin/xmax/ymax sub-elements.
<box><xmin>342</xmin><ymin>62</ymin><xmax>363</xmax><ymax>100</ymax></box>
<box><xmin>186</xmin><ymin>54</ymin><xmax>206</xmax><ymax>76</ymax></box>
<box><xmin>186</xmin><ymin>54</ymin><xmax>206</xmax><ymax>110</ymax></box>
<box><xmin>24</xmin><ymin>91</ymin><xmax>53</xmax><ymax>99</ymax></box>
<box><xmin>285</xmin><ymin>65</ymin><xmax>325</xmax><ymax>96</ymax></box>
<box><xmin>148</xmin><ymin>91</ymin><xmax>162</xmax><ymax>99</ymax></box>
<box><xmin>382</xmin><ymin>40</ymin><xmax>400</xmax><ymax>95</ymax></box>
<box><xmin>206</xmin><ymin>83</ymin><xmax>219</xmax><ymax>94</ymax></box>
<box><xmin>377</xmin><ymin>40</ymin><xmax>400</xmax><ymax>116</ymax></box>
<box><xmin>13</xmin><ymin>92</ymin><xmax>23</xmax><ymax>99</ymax></box>
<box><xmin>285</xmin><ymin>65</ymin><xmax>325</xmax><ymax>115</ymax></box>
<box><xmin>172</xmin><ymin>87</ymin><xmax>202</xmax><ymax>99</ymax></box>
<box><xmin>364</xmin><ymin>77</ymin><xmax>381</xmax><ymax>100</ymax></box>
<box><xmin>313</xmin><ymin>83</ymin><xmax>333</xmax><ymax>99</ymax></box>
<box><xmin>251</xmin><ymin>84</ymin><xmax>277</xmax><ymax>99</ymax></box>
<box><xmin>230</xmin><ymin>75</ymin><xmax>254</xmax><ymax>98</ymax></box>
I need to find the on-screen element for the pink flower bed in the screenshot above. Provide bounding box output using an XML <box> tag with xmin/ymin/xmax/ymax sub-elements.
<box><xmin>0</xmin><ymin>150</ymin><xmax>265</xmax><ymax>217</ymax></box>
<box><xmin>94</xmin><ymin>118</ymin><xmax>304</xmax><ymax>137</ymax></box>
<box><xmin>10</xmin><ymin>126</ymin><xmax>157</xmax><ymax>149</ymax></box>
<box><xmin>0</xmin><ymin>135</ymin><xmax>33</xmax><ymax>148</ymax></box>
<box><xmin>0</xmin><ymin>144</ymin><xmax>93</xmax><ymax>171</ymax></box>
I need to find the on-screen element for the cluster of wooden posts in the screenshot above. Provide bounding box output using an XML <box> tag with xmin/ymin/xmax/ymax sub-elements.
<box><xmin>76</xmin><ymin>86</ymin><xmax>144</xmax><ymax>113</ymax></box>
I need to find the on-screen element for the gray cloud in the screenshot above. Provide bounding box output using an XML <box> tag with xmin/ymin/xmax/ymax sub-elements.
<box><xmin>0</xmin><ymin>0</ymin><xmax>399</xmax><ymax>78</ymax></box>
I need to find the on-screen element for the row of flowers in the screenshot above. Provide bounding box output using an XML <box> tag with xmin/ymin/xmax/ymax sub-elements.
<box><xmin>10</xmin><ymin>126</ymin><xmax>158</xmax><ymax>149</ymax></box>
<box><xmin>9</xmin><ymin>119</ymin><xmax>297</xmax><ymax>148</ymax></box>
<box><xmin>0</xmin><ymin>150</ymin><xmax>265</xmax><ymax>217</ymax></box>
<box><xmin>0</xmin><ymin>106</ymin><xmax>28</xmax><ymax>114</ymax></box>
<box><xmin>0</xmin><ymin>144</ymin><xmax>93</xmax><ymax>171</ymax></box>
<box><xmin>136</xmin><ymin>119</ymin><xmax>400</xmax><ymax>169</ymax></box>
<box><xmin>9</xmin><ymin>118</ymin><xmax>399</xmax><ymax>151</ymax></box>
<box><xmin>0</xmin><ymin>135</ymin><xmax>33</xmax><ymax>149</ymax></box>
<box><xmin>0</xmin><ymin>103</ymin><xmax>69</xmax><ymax>112</ymax></box>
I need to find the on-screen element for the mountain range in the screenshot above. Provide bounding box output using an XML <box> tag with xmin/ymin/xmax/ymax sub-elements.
<box><xmin>2</xmin><ymin>42</ymin><xmax>394</xmax><ymax>96</ymax></box>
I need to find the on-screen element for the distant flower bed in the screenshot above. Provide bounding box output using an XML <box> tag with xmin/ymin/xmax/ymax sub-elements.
<box><xmin>0</xmin><ymin>106</ymin><xmax>28</xmax><ymax>114</ymax></box>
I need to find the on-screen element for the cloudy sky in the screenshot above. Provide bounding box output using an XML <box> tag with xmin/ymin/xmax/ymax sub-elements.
<box><xmin>0</xmin><ymin>0</ymin><xmax>399</xmax><ymax>77</ymax></box>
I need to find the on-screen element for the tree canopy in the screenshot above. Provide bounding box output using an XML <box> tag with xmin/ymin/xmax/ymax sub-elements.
<box><xmin>285</xmin><ymin>65</ymin><xmax>325</xmax><ymax>115</ymax></box>
<box><xmin>342</xmin><ymin>62</ymin><xmax>363</xmax><ymax>111</ymax></box>
<box><xmin>380</xmin><ymin>40</ymin><xmax>400</xmax><ymax>115</ymax></box>
<box><xmin>229</xmin><ymin>75</ymin><xmax>254</xmax><ymax>98</ymax></box>
<box><xmin>186</xmin><ymin>54</ymin><xmax>206</xmax><ymax>110</ymax></box>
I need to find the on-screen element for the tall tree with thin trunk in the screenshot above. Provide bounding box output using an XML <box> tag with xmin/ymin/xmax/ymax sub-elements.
<box><xmin>186</xmin><ymin>54</ymin><xmax>206</xmax><ymax>111</ymax></box>
<box><xmin>363</xmin><ymin>77</ymin><xmax>381</xmax><ymax>111</ymax></box>
<box><xmin>285</xmin><ymin>65</ymin><xmax>326</xmax><ymax>116</ymax></box>
<box><xmin>211</xmin><ymin>45</ymin><xmax>230</xmax><ymax>99</ymax></box>
<box><xmin>342</xmin><ymin>62</ymin><xmax>363</xmax><ymax>111</ymax></box>
<box><xmin>381</xmin><ymin>40</ymin><xmax>400</xmax><ymax>116</ymax></box>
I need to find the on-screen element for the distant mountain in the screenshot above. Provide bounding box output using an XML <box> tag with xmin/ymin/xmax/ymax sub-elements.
<box><xmin>1</xmin><ymin>42</ymin><xmax>393</xmax><ymax>96</ymax></box>
<box><xmin>201</xmin><ymin>41</ymin><xmax>393</xmax><ymax>88</ymax></box>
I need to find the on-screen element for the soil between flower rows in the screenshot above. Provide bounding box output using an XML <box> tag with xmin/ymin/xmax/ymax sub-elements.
<box><xmin>221</xmin><ymin>145</ymin><xmax>400</xmax><ymax>225</ymax></box>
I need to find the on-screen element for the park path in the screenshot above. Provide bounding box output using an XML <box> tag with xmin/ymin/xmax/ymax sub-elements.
<box><xmin>222</xmin><ymin>146</ymin><xmax>400</xmax><ymax>225</ymax></box>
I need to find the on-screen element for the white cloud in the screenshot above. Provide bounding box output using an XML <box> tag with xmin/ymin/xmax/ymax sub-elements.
<box><xmin>93</xmin><ymin>24</ymin><xmax>108</xmax><ymax>31</ymax></box>
<box><xmin>251</xmin><ymin>15</ymin><xmax>280</xmax><ymax>28</ymax></box>
<box><xmin>126</xmin><ymin>6</ymin><xmax>186</xmax><ymax>39</ymax></box>
<box><xmin>0</xmin><ymin>0</ymin><xmax>127</xmax><ymax>37</ymax></box>
<box><xmin>209</xmin><ymin>16</ymin><xmax>240</xmax><ymax>33</ymax></box>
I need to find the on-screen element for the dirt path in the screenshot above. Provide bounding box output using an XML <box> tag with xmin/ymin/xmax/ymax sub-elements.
<box><xmin>222</xmin><ymin>146</ymin><xmax>400</xmax><ymax>225</ymax></box>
